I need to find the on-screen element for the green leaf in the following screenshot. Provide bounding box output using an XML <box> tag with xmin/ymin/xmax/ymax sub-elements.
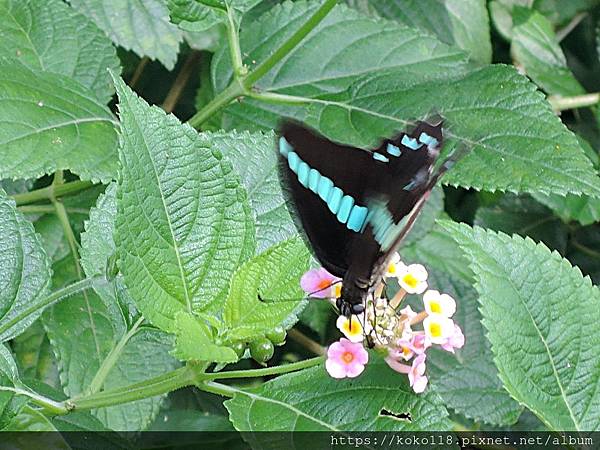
<box><xmin>222</xmin><ymin>238</ymin><xmax>309</xmax><ymax>342</ymax></box>
<box><xmin>367</xmin><ymin>0</ymin><xmax>492</xmax><ymax>63</ymax></box>
<box><xmin>298</xmin><ymin>301</ymin><xmax>331</xmax><ymax>340</ymax></box>
<box><xmin>299</xmin><ymin>65</ymin><xmax>600</xmax><ymax>198</ymax></box>
<box><xmin>440</xmin><ymin>221</ymin><xmax>600</xmax><ymax>431</ymax></box>
<box><xmin>33</xmin><ymin>216</ymin><xmax>71</xmax><ymax>263</ymax></box>
<box><xmin>0</xmin><ymin>62</ymin><xmax>118</xmax><ymax>183</ymax></box>
<box><xmin>403</xmin><ymin>222</ymin><xmax>474</xmax><ymax>283</ymax></box>
<box><xmin>0</xmin><ymin>345</ymin><xmax>19</xmax><ymax>383</ymax></box>
<box><xmin>91</xmin><ymin>328</ymin><xmax>180</xmax><ymax>431</ymax></box>
<box><xmin>424</xmin><ymin>270</ymin><xmax>522</xmax><ymax>426</ymax></box>
<box><xmin>11</xmin><ymin>321</ymin><xmax>60</xmax><ymax>389</ymax></box>
<box><xmin>169</xmin><ymin>0</ymin><xmax>226</xmax><ymax>32</ymax></box>
<box><xmin>0</xmin><ymin>345</ymin><xmax>28</xmax><ymax>431</ymax></box>
<box><xmin>43</xmin><ymin>282</ymin><xmax>178</xmax><ymax>431</ymax></box>
<box><xmin>79</xmin><ymin>183</ymin><xmax>138</xmax><ymax>328</ymax></box>
<box><xmin>490</xmin><ymin>0</ymin><xmax>597</xmax><ymax>40</ymax></box>
<box><xmin>225</xmin><ymin>356</ymin><xmax>452</xmax><ymax>433</ymax></box>
<box><xmin>67</xmin><ymin>0</ymin><xmax>183</xmax><ymax>69</ymax></box>
<box><xmin>114</xmin><ymin>75</ymin><xmax>255</xmax><ymax>332</ymax></box>
<box><xmin>511</xmin><ymin>8</ymin><xmax>584</xmax><ymax>96</ymax></box>
<box><xmin>173</xmin><ymin>311</ymin><xmax>238</xmax><ymax>363</ymax></box>
<box><xmin>533</xmin><ymin>0</ymin><xmax>599</xmax><ymax>27</ymax></box>
<box><xmin>531</xmin><ymin>137</ymin><xmax>600</xmax><ymax>226</ymax></box>
<box><xmin>0</xmin><ymin>0</ymin><xmax>121</xmax><ymax>103</ymax></box>
<box><xmin>81</xmin><ymin>183</ymin><xmax>117</xmax><ymax>278</ymax></box>
<box><xmin>213</xmin><ymin>3</ymin><xmax>600</xmax><ymax>198</ymax></box>
<box><xmin>212</xmin><ymin>0</ymin><xmax>469</xmax><ymax>119</ymax></box>
<box><xmin>0</xmin><ymin>190</ymin><xmax>51</xmax><ymax>342</ymax></box>
<box><xmin>208</xmin><ymin>129</ymin><xmax>297</xmax><ymax>253</ymax></box>
<box><xmin>169</xmin><ymin>0</ymin><xmax>260</xmax><ymax>32</ymax></box>
<box><xmin>534</xmin><ymin>192</ymin><xmax>600</xmax><ymax>226</ymax></box>
<box><xmin>489</xmin><ymin>0</ymin><xmax>531</xmax><ymax>40</ymax></box>
<box><xmin>474</xmin><ymin>194</ymin><xmax>568</xmax><ymax>253</ymax></box>
<box><xmin>4</xmin><ymin>406</ymin><xmax>68</xmax><ymax>436</ymax></box>
<box><xmin>45</xmin><ymin>234</ymin><xmax>178</xmax><ymax>433</ymax></box>
<box><xmin>149</xmin><ymin>409</ymin><xmax>236</xmax><ymax>431</ymax></box>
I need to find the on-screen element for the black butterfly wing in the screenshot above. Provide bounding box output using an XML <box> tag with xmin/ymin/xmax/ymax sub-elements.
<box><xmin>277</xmin><ymin>120</ymin><xmax>443</xmax><ymax>282</ymax></box>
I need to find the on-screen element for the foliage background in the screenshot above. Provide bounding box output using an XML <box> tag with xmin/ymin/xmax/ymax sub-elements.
<box><xmin>1</xmin><ymin>0</ymin><xmax>600</xmax><ymax>443</ymax></box>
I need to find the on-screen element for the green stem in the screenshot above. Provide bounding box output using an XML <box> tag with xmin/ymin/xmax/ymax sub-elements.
<box><xmin>0</xmin><ymin>387</ymin><xmax>68</xmax><ymax>415</ymax></box>
<box><xmin>12</xmin><ymin>180</ymin><xmax>94</xmax><ymax>206</ymax></box>
<box><xmin>571</xmin><ymin>239</ymin><xmax>600</xmax><ymax>259</ymax></box>
<box><xmin>53</xmin><ymin>201</ymin><xmax>82</xmax><ymax>277</ymax></box>
<box><xmin>66</xmin><ymin>366</ymin><xmax>195</xmax><ymax>411</ymax></box>
<box><xmin>86</xmin><ymin>317</ymin><xmax>145</xmax><ymax>395</ymax></box>
<box><xmin>226</xmin><ymin>5</ymin><xmax>246</xmax><ymax>77</ymax></box>
<box><xmin>248</xmin><ymin>90</ymin><xmax>315</xmax><ymax>105</ymax></box>
<box><xmin>287</xmin><ymin>329</ymin><xmax>325</xmax><ymax>355</ymax></box>
<box><xmin>187</xmin><ymin>0</ymin><xmax>338</xmax><ymax>129</ymax></box>
<box><xmin>196</xmin><ymin>381</ymin><xmax>237</xmax><ymax>398</ymax></box>
<box><xmin>0</xmin><ymin>277</ymin><xmax>98</xmax><ymax>338</ymax></box>
<box><xmin>556</xmin><ymin>12</ymin><xmax>587</xmax><ymax>42</ymax></box>
<box><xmin>243</xmin><ymin>0</ymin><xmax>338</xmax><ymax>87</ymax></box>
<box><xmin>203</xmin><ymin>356</ymin><xmax>324</xmax><ymax>380</ymax></box>
<box><xmin>549</xmin><ymin>93</ymin><xmax>600</xmax><ymax>111</ymax></box>
<box><xmin>63</xmin><ymin>356</ymin><xmax>323</xmax><ymax>412</ymax></box>
<box><xmin>188</xmin><ymin>80</ymin><xmax>247</xmax><ymax>129</ymax></box>
<box><xmin>129</xmin><ymin>56</ymin><xmax>149</xmax><ymax>89</ymax></box>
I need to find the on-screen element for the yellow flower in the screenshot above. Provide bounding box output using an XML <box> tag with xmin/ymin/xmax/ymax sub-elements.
<box><xmin>336</xmin><ymin>315</ymin><xmax>364</xmax><ymax>343</ymax></box>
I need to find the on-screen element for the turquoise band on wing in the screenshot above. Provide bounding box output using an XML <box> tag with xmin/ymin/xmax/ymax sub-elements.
<box><xmin>386</xmin><ymin>143</ymin><xmax>402</xmax><ymax>156</ymax></box>
<box><xmin>401</xmin><ymin>135</ymin><xmax>422</xmax><ymax>151</ymax></box>
<box><xmin>365</xmin><ymin>200</ymin><xmax>404</xmax><ymax>251</ymax></box>
<box><xmin>418</xmin><ymin>132</ymin><xmax>439</xmax><ymax>148</ymax></box>
<box><xmin>280</xmin><ymin>136</ymin><xmax>369</xmax><ymax>233</ymax></box>
<box><xmin>373</xmin><ymin>152</ymin><xmax>389</xmax><ymax>163</ymax></box>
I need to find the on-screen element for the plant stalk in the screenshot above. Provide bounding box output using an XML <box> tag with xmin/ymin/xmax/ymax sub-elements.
<box><xmin>162</xmin><ymin>51</ymin><xmax>202</xmax><ymax>113</ymax></box>
<box><xmin>63</xmin><ymin>356</ymin><xmax>323</xmax><ymax>412</ymax></box>
<box><xmin>187</xmin><ymin>0</ymin><xmax>338</xmax><ymax>128</ymax></box>
<box><xmin>549</xmin><ymin>93</ymin><xmax>600</xmax><ymax>111</ymax></box>
<box><xmin>86</xmin><ymin>317</ymin><xmax>145</xmax><ymax>395</ymax></box>
<box><xmin>12</xmin><ymin>180</ymin><xmax>95</xmax><ymax>206</ymax></box>
<box><xmin>0</xmin><ymin>387</ymin><xmax>69</xmax><ymax>415</ymax></box>
<box><xmin>243</xmin><ymin>0</ymin><xmax>338</xmax><ymax>87</ymax></box>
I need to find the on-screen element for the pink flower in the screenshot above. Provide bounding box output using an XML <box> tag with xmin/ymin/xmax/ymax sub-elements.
<box><xmin>440</xmin><ymin>324</ymin><xmax>465</xmax><ymax>353</ymax></box>
<box><xmin>408</xmin><ymin>354</ymin><xmax>428</xmax><ymax>393</ymax></box>
<box><xmin>325</xmin><ymin>338</ymin><xmax>368</xmax><ymax>379</ymax></box>
<box><xmin>385</xmin><ymin>356</ymin><xmax>411</xmax><ymax>374</ymax></box>
<box><xmin>389</xmin><ymin>339</ymin><xmax>414</xmax><ymax>361</ymax></box>
<box><xmin>389</xmin><ymin>332</ymin><xmax>431</xmax><ymax>362</ymax></box>
<box><xmin>409</xmin><ymin>333</ymin><xmax>431</xmax><ymax>355</ymax></box>
<box><xmin>300</xmin><ymin>268</ymin><xmax>341</xmax><ymax>298</ymax></box>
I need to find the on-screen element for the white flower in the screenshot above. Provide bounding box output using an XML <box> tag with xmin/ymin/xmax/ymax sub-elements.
<box><xmin>423</xmin><ymin>290</ymin><xmax>456</xmax><ymax>318</ymax></box>
<box><xmin>397</xmin><ymin>263</ymin><xmax>428</xmax><ymax>294</ymax></box>
<box><xmin>384</xmin><ymin>252</ymin><xmax>402</xmax><ymax>278</ymax></box>
<box><xmin>423</xmin><ymin>313</ymin><xmax>455</xmax><ymax>344</ymax></box>
<box><xmin>336</xmin><ymin>315</ymin><xmax>364</xmax><ymax>343</ymax></box>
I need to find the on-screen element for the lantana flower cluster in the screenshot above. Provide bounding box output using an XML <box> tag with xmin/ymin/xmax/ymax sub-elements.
<box><xmin>300</xmin><ymin>254</ymin><xmax>465</xmax><ymax>393</ymax></box>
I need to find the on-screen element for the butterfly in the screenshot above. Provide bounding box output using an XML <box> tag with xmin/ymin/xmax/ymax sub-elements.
<box><xmin>277</xmin><ymin>119</ymin><xmax>456</xmax><ymax>318</ymax></box>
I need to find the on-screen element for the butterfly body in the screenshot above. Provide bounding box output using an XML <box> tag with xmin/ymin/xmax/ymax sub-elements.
<box><xmin>277</xmin><ymin>120</ymin><xmax>446</xmax><ymax>317</ymax></box>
